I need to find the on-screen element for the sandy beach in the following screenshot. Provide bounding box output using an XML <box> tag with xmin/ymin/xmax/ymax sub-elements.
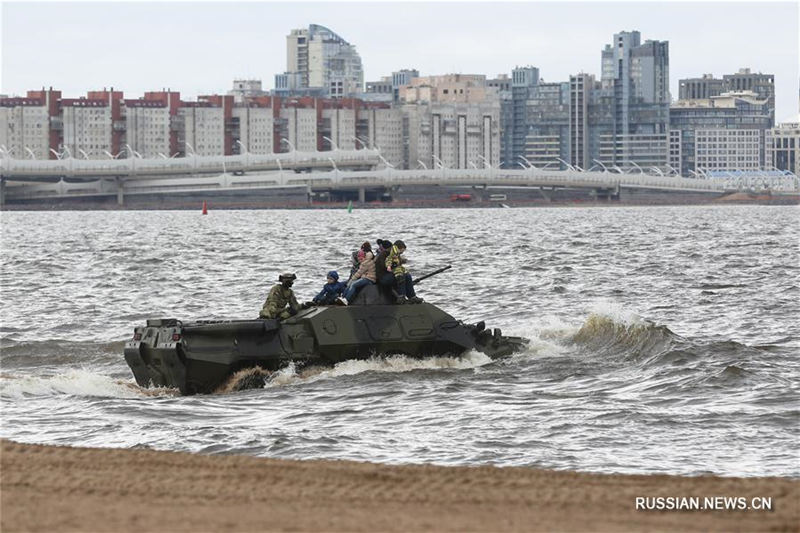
<box><xmin>1</xmin><ymin>439</ymin><xmax>797</xmax><ymax>532</ymax></box>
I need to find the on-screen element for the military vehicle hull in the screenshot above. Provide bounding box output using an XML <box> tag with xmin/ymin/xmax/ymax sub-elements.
<box><xmin>124</xmin><ymin>297</ymin><xmax>528</xmax><ymax>395</ymax></box>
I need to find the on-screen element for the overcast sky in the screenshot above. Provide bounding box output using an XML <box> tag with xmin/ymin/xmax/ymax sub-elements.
<box><xmin>2</xmin><ymin>1</ymin><xmax>798</xmax><ymax>120</ymax></box>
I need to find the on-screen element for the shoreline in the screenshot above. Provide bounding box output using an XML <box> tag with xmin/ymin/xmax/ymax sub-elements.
<box><xmin>2</xmin><ymin>439</ymin><xmax>797</xmax><ymax>532</ymax></box>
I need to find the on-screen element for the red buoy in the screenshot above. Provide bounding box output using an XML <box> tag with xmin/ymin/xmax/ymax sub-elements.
<box><xmin>202</xmin><ymin>200</ymin><xmax>208</xmax><ymax>215</ymax></box>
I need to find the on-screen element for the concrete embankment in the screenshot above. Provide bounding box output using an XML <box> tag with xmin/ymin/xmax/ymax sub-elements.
<box><xmin>2</xmin><ymin>183</ymin><xmax>797</xmax><ymax>210</ymax></box>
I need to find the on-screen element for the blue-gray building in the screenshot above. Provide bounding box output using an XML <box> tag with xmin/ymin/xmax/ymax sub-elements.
<box><xmin>679</xmin><ymin>68</ymin><xmax>775</xmax><ymax>127</ymax></box>
<box><xmin>596</xmin><ymin>31</ymin><xmax>670</xmax><ymax>169</ymax></box>
<box><xmin>670</xmin><ymin>91</ymin><xmax>773</xmax><ymax>174</ymax></box>
<box><xmin>490</xmin><ymin>66</ymin><xmax>539</xmax><ymax>168</ymax></box>
<box><xmin>518</xmin><ymin>31</ymin><xmax>671</xmax><ymax>171</ymax></box>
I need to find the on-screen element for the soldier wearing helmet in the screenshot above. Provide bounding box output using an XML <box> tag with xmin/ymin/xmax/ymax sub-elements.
<box><xmin>259</xmin><ymin>272</ymin><xmax>301</xmax><ymax>320</ymax></box>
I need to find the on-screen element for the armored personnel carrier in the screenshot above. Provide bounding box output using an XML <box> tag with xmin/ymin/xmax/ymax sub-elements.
<box><xmin>124</xmin><ymin>281</ymin><xmax>528</xmax><ymax>395</ymax></box>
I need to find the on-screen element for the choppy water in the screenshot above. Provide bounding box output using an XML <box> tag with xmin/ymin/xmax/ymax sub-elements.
<box><xmin>1</xmin><ymin>206</ymin><xmax>798</xmax><ymax>477</ymax></box>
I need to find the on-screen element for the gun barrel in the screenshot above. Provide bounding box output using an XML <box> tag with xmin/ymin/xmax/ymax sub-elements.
<box><xmin>413</xmin><ymin>265</ymin><xmax>452</xmax><ymax>285</ymax></box>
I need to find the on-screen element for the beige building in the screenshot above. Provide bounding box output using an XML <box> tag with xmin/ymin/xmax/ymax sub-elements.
<box><xmin>233</xmin><ymin>106</ymin><xmax>275</xmax><ymax>155</ymax></box>
<box><xmin>180</xmin><ymin>106</ymin><xmax>225</xmax><ymax>156</ymax></box>
<box><xmin>694</xmin><ymin>129</ymin><xmax>761</xmax><ymax>171</ymax></box>
<box><xmin>0</xmin><ymin>99</ymin><xmax>50</xmax><ymax>159</ymax></box>
<box><xmin>400</xmin><ymin>74</ymin><xmax>500</xmax><ymax>169</ymax></box>
<box><xmin>282</xmin><ymin>106</ymin><xmax>318</xmax><ymax>152</ymax></box>
<box><xmin>283</xmin><ymin>25</ymin><xmax>363</xmax><ymax>98</ymax></box>
<box><xmin>321</xmin><ymin>107</ymin><xmax>356</xmax><ymax>150</ymax></box>
<box><xmin>61</xmin><ymin>99</ymin><xmax>112</xmax><ymax>159</ymax></box>
<box><xmin>363</xmin><ymin>107</ymin><xmax>403</xmax><ymax>167</ymax></box>
<box><xmin>124</xmin><ymin>103</ymin><xmax>171</xmax><ymax>158</ymax></box>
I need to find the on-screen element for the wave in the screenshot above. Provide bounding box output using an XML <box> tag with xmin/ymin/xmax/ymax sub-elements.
<box><xmin>0</xmin><ymin>369</ymin><xmax>174</xmax><ymax>399</ymax></box>
<box><xmin>0</xmin><ymin>340</ymin><xmax>125</xmax><ymax>369</ymax></box>
<box><xmin>216</xmin><ymin>351</ymin><xmax>494</xmax><ymax>394</ymax></box>
<box><xmin>568</xmin><ymin>307</ymin><xmax>771</xmax><ymax>368</ymax></box>
<box><xmin>570</xmin><ymin>312</ymin><xmax>677</xmax><ymax>360</ymax></box>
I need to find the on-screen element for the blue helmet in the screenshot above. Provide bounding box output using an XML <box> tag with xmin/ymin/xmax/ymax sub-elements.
<box><xmin>327</xmin><ymin>270</ymin><xmax>339</xmax><ymax>281</ymax></box>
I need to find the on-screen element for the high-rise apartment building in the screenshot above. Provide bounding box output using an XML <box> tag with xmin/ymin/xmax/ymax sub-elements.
<box><xmin>178</xmin><ymin>95</ymin><xmax>234</xmax><ymax>156</ymax></box>
<box><xmin>723</xmin><ymin>69</ymin><xmax>774</xmax><ymax>123</ymax></box>
<box><xmin>520</xmin><ymin>31</ymin><xmax>671</xmax><ymax>171</ymax></box>
<box><xmin>231</xmin><ymin>96</ymin><xmax>279</xmax><ymax>155</ymax></box>
<box><xmin>509</xmin><ymin>67</ymin><xmax>540</xmax><ymax>169</ymax></box>
<box><xmin>670</xmin><ymin>91</ymin><xmax>772</xmax><ymax>173</ymax></box>
<box><xmin>124</xmin><ymin>101</ymin><xmax>171</xmax><ymax>158</ymax></box>
<box><xmin>524</xmin><ymin>82</ymin><xmax>569</xmax><ymax>168</ymax></box>
<box><xmin>569</xmin><ymin>73</ymin><xmax>594</xmax><ymax>169</ymax></box>
<box><xmin>61</xmin><ymin>97</ymin><xmax>114</xmax><ymax>158</ymax></box>
<box><xmin>278</xmin><ymin>24</ymin><xmax>364</xmax><ymax>99</ymax></box>
<box><xmin>766</xmin><ymin>122</ymin><xmax>800</xmax><ymax>176</ymax></box>
<box><xmin>123</xmin><ymin>91</ymin><xmax>180</xmax><ymax>158</ymax></box>
<box><xmin>598</xmin><ymin>30</ymin><xmax>670</xmax><ymax>169</ymax></box>
<box><xmin>488</xmin><ymin>66</ymin><xmax>540</xmax><ymax>168</ymax></box>
<box><xmin>0</xmin><ymin>86</ymin><xmax>422</xmax><ymax>166</ymax></box>
<box><xmin>400</xmin><ymin>74</ymin><xmax>500</xmax><ymax>170</ymax></box>
<box><xmin>321</xmin><ymin>103</ymin><xmax>357</xmax><ymax>150</ymax></box>
<box><xmin>359</xmin><ymin>106</ymin><xmax>403</xmax><ymax>167</ymax></box>
<box><xmin>487</xmin><ymin>74</ymin><xmax>513</xmax><ymax>167</ymax></box>
<box><xmin>678</xmin><ymin>69</ymin><xmax>775</xmax><ymax>126</ymax></box>
<box><xmin>0</xmin><ymin>91</ymin><xmax>57</xmax><ymax>160</ymax></box>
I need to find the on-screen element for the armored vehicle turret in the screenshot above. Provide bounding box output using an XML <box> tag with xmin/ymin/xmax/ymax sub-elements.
<box><xmin>124</xmin><ymin>284</ymin><xmax>528</xmax><ymax>395</ymax></box>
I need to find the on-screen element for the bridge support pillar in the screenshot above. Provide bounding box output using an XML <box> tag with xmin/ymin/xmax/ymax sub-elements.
<box><xmin>358</xmin><ymin>187</ymin><xmax>366</xmax><ymax>204</ymax></box>
<box><xmin>0</xmin><ymin>178</ymin><xmax>5</xmax><ymax>207</ymax></box>
<box><xmin>538</xmin><ymin>187</ymin><xmax>551</xmax><ymax>202</ymax></box>
<box><xmin>116</xmin><ymin>178</ymin><xmax>124</xmax><ymax>206</ymax></box>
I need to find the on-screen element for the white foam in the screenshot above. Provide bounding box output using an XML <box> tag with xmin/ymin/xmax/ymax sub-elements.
<box><xmin>584</xmin><ymin>300</ymin><xmax>645</xmax><ymax>327</ymax></box>
<box><xmin>501</xmin><ymin>315</ymin><xmax>579</xmax><ymax>359</ymax></box>
<box><xmin>0</xmin><ymin>369</ymin><xmax>150</xmax><ymax>399</ymax></box>
<box><xmin>265</xmin><ymin>352</ymin><xmax>493</xmax><ymax>388</ymax></box>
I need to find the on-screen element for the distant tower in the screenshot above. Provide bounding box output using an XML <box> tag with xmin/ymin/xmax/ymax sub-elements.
<box><xmin>569</xmin><ymin>73</ymin><xmax>593</xmax><ymax>170</ymax></box>
<box><xmin>509</xmin><ymin>66</ymin><xmax>539</xmax><ymax>167</ymax></box>
<box><xmin>598</xmin><ymin>30</ymin><xmax>670</xmax><ymax>167</ymax></box>
<box><xmin>279</xmin><ymin>24</ymin><xmax>364</xmax><ymax>99</ymax></box>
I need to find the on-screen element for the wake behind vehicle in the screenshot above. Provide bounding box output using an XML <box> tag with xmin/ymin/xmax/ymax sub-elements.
<box><xmin>124</xmin><ymin>281</ymin><xmax>528</xmax><ymax>395</ymax></box>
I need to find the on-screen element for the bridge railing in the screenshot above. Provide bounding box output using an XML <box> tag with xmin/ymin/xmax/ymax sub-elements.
<box><xmin>0</xmin><ymin>148</ymin><xmax>382</xmax><ymax>179</ymax></box>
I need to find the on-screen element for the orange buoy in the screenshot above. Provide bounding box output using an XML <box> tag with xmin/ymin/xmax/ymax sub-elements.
<box><xmin>202</xmin><ymin>200</ymin><xmax>208</xmax><ymax>215</ymax></box>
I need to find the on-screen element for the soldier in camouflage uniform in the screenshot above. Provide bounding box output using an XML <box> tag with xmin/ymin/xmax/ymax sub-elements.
<box><xmin>260</xmin><ymin>273</ymin><xmax>301</xmax><ymax>320</ymax></box>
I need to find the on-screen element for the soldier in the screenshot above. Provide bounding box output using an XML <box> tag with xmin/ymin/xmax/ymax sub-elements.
<box><xmin>259</xmin><ymin>273</ymin><xmax>301</xmax><ymax>320</ymax></box>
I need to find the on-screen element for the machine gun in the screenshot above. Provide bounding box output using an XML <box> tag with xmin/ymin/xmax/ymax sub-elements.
<box><xmin>413</xmin><ymin>265</ymin><xmax>452</xmax><ymax>285</ymax></box>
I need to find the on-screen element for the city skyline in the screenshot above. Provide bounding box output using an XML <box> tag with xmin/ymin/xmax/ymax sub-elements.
<box><xmin>1</xmin><ymin>2</ymin><xmax>798</xmax><ymax>121</ymax></box>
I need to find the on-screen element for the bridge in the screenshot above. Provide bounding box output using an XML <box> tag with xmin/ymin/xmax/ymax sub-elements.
<box><xmin>2</xmin><ymin>150</ymin><xmax>798</xmax><ymax>206</ymax></box>
<box><xmin>0</xmin><ymin>148</ymin><xmax>383</xmax><ymax>181</ymax></box>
